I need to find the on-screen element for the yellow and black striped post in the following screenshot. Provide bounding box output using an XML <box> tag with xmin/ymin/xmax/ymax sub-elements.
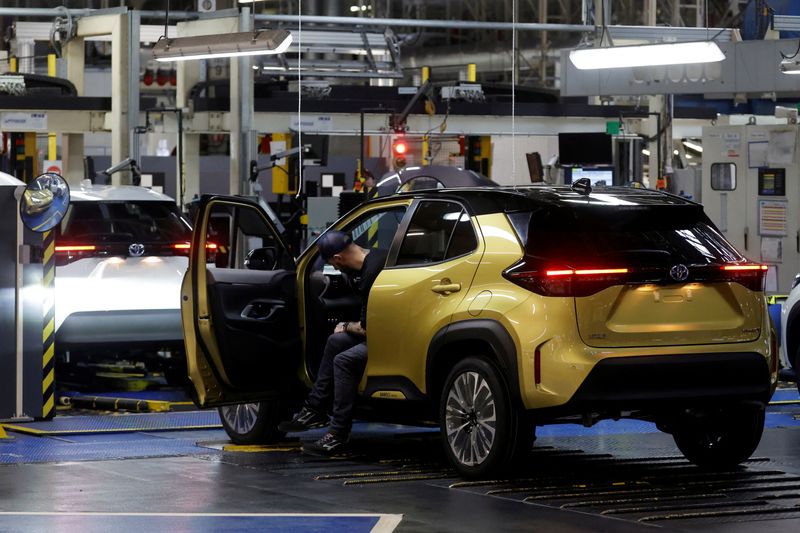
<box><xmin>42</xmin><ymin>230</ymin><xmax>56</xmax><ymax>419</ymax></box>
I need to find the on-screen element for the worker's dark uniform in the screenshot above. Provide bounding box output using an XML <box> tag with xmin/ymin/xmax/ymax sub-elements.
<box><xmin>305</xmin><ymin>248</ymin><xmax>387</xmax><ymax>438</ymax></box>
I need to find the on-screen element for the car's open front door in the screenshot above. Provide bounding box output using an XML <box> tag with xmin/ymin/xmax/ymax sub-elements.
<box><xmin>181</xmin><ymin>195</ymin><xmax>300</xmax><ymax>407</ymax></box>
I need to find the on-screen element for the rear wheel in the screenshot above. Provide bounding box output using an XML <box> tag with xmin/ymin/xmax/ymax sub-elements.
<box><xmin>440</xmin><ymin>357</ymin><xmax>532</xmax><ymax>478</ymax></box>
<box><xmin>794</xmin><ymin>345</ymin><xmax>800</xmax><ymax>395</ymax></box>
<box><xmin>672</xmin><ymin>405</ymin><xmax>765</xmax><ymax>469</ymax></box>
<box><xmin>218</xmin><ymin>400</ymin><xmax>288</xmax><ymax>445</ymax></box>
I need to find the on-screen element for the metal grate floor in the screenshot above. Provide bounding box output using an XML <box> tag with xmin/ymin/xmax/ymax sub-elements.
<box><xmin>2</xmin><ymin>411</ymin><xmax>221</xmax><ymax>436</ymax></box>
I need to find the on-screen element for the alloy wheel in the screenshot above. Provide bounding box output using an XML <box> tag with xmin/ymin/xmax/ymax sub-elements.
<box><xmin>220</xmin><ymin>402</ymin><xmax>260</xmax><ymax>435</ymax></box>
<box><xmin>445</xmin><ymin>371</ymin><xmax>497</xmax><ymax>466</ymax></box>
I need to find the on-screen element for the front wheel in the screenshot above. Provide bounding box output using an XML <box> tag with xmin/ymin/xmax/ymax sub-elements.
<box><xmin>672</xmin><ymin>405</ymin><xmax>765</xmax><ymax>469</ymax></box>
<box><xmin>218</xmin><ymin>400</ymin><xmax>288</xmax><ymax>445</ymax></box>
<box><xmin>440</xmin><ymin>357</ymin><xmax>530</xmax><ymax>478</ymax></box>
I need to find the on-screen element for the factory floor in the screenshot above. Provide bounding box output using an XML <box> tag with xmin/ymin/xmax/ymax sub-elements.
<box><xmin>2</xmin><ymin>388</ymin><xmax>800</xmax><ymax>532</ymax></box>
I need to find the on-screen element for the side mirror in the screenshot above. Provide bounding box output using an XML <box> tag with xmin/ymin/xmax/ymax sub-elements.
<box><xmin>20</xmin><ymin>173</ymin><xmax>70</xmax><ymax>232</ymax></box>
<box><xmin>244</xmin><ymin>247</ymin><xmax>277</xmax><ymax>271</ymax></box>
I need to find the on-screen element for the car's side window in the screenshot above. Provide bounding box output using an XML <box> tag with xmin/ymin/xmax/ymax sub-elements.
<box><xmin>395</xmin><ymin>201</ymin><xmax>474</xmax><ymax>266</ymax></box>
<box><xmin>445</xmin><ymin>211</ymin><xmax>478</xmax><ymax>260</ymax></box>
<box><xmin>342</xmin><ymin>206</ymin><xmax>407</xmax><ymax>252</ymax></box>
<box><xmin>206</xmin><ymin>202</ymin><xmax>291</xmax><ymax>271</ymax></box>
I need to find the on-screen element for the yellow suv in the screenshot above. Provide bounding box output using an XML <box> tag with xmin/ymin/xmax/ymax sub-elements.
<box><xmin>181</xmin><ymin>185</ymin><xmax>776</xmax><ymax>478</ymax></box>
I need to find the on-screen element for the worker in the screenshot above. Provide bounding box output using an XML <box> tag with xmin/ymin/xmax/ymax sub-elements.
<box><xmin>278</xmin><ymin>230</ymin><xmax>388</xmax><ymax>456</ymax></box>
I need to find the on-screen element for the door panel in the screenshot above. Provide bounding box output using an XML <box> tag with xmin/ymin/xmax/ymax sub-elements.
<box><xmin>181</xmin><ymin>196</ymin><xmax>300</xmax><ymax>407</ymax></box>
<box><xmin>206</xmin><ymin>269</ymin><xmax>299</xmax><ymax>390</ymax></box>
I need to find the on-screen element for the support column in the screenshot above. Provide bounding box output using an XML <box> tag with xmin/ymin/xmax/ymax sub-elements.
<box><xmin>644</xmin><ymin>0</ymin><xmax>657</xmax><ymax>25</ymax></box>
<box><xmin>110</xmin><ymin>13</ymin><xmax>131</xmax><ymax>185</ymax></box>
<box><xmin>62</xmin><ymin>37</ymin><xmax>85</xmax><ymax>185</ymax></box>
<box><xmin>230</xmin><ymin>8</ymin><xmax>254</xmax><ymax>197</ymax></box>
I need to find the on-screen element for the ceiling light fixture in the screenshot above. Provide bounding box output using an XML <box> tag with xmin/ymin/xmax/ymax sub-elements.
<box><xmin>152</xmin><ymin>29</ymin><xmax>292</xmax><ymax>62</ymax></box>
<box><xmin>569</xmin><ymin>41</ymin><xmax>725</xmax><ymax>70</ymax></box>
<box><xmin>682</xmin><ymin>140</ymin><xmax>703</xmax><ymax>153</ymax></box>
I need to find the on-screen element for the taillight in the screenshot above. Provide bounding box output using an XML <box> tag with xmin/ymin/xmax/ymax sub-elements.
<box><xmin>55</xmin><ymin>245</ymin><xmax>98</xmax><ymax>266</ymax></box>
<box><xmin>503</xmin><ymin>258</ymin><xmax>629</xmax><ymax>297</ymax></box>
<box><xmin>172</xmin><ymin>242</ymin><xmax>217</xmax><ymax>262</ymax></box>
<box><xmin>504</xmin><ymin>257</ymin><xmax>769</xmax><ymax>296</ymax></box>
<box><xmin>718</xmin><ymin>263</ymin><xmax>768</xmax><ymax>292</ymax></box>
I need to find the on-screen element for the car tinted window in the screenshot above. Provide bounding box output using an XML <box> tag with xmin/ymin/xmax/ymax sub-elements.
<box><xmin>59</xmin><ymin>201</ymin><xmax>191</xmax><ymax>243</ymax></box>
<box><xmin>207</xmin><ymin>202</ymin><xmax>291</xmax><ymax>270</ymax></box>
<box><xmin>396</xmin><ymin>201</ymin><xmax>463</xmax><ymax>266</ymax></box>
<box><xmin>343</xmin><ymin>206</ymin><xmax>407</xmax><ymax>251</ymax></box>
<box><xmin>521</xmin><ymin>204</ymin><xmax>742</xmax><ymax>267</ymax></box>
<box><xmin>445</xmin><ymin>212</ymin><xmax>477</xmax><ymax>260</ymax></box>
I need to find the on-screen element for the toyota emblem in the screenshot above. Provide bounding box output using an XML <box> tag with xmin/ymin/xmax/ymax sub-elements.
<box><xmin>129</xmin><ymin>243</ymin><xmax>145</xmax><ymax>257</ymax></box>
<box><xmin>669</xmin><ymin>264</ymin><xmax>689</xmax><ymax>282</ymax></box>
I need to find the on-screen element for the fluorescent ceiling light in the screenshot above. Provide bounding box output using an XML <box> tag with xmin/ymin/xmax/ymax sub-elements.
<box><xmin>569</xmin><ymin>41</ymin><xmax>725</xmax><ymax>70</ymax></box>
<box><xmin>682</xmin><ymin>140</ymin><xmax>703</xmax><ymax>152</ymax></box>
<box><xmin>153</xmin><ymin>29</ymin><xmax>292</xmax><ymax>62</ymax></box>
<box><xmin>780</xmin><ymin>60</ymin><xmax>800</xmax><ymax>74</ymax></box>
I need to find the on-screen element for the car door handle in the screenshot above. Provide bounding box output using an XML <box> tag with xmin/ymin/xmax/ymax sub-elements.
<box><xmin>431</xmin><ymin>279</ymin><xmax>461</xmax><ymax>295</ymax></box>
<box><xmin>241</xmin><ymin>300</ymin><xmax>284</xmax><ymax>321</ymax></box>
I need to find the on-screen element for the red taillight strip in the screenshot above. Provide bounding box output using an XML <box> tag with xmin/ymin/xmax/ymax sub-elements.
<box><xmin>55</xmin><ymin>245</ymin><xmax>96</xmax><ymax>252</ymax></box>
<box><xmin>722</xmin><ymin>264</ymin><xmax>768</xmax><ymax>271</ymax></box>
<box><xmin>574</xmin><ymin>268</ymin><xmax>629</xmax><ymax>275</ymax></box>
<box><xmin>545</xmin><ymin>269</ymin><xmax>574</xmax><ymax>277</ymax></box>
<box><xmin>173</xmin><ymin>242</ymin><xmax>217</xmax><ymax>250</ymax></box>
<box><xmin>545</xmin><ymin>268</ymin><xmax>628</xmax><ymax>277</ymax></box>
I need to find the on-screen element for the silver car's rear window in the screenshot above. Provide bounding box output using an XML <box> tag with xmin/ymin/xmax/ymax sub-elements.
<box><xmin>58</xmin><ymin>201</ymin><xmax>192</xmax><ymax>244</ymax></box>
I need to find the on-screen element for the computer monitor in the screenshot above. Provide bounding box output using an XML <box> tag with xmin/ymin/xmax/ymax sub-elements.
<box><xmin>558</xmin><ymin>132</ymin><xmax>613</xmax><ymax>166</ymax></box>
<box><xmin>566</xmin><ymin>167</ymin><xmax>614</xmax><ymax>187</ymax></box>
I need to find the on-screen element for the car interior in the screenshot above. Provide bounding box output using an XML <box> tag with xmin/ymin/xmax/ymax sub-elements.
<box><xmin>303</xmin><ymin>206</ymin><xmax>407</xmax><ymax>381</ymax></box>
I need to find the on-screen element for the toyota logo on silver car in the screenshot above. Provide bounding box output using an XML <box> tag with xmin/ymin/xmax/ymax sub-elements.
<box><xmin>129</xmin><ymin>243</ymin><xmax>145</xmax><ymax>257</ymax></box>
<box><xmin>669</xmin><ymin>264</ymin><xmax>689</xmax><ymax>282</ymax></box>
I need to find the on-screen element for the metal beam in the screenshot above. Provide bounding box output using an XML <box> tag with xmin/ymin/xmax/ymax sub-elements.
<box><xmin>256</xmin><ymin>13</ymin><xmax>591</xmax><ymax>32</ymax></box>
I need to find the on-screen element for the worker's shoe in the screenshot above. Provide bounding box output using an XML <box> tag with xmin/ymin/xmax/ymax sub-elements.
<box><xmin>302</xmin><ymin>432</ymin><xmax>349</xmax><ymax>457</ymax></box>
<box><xmin>277</xmin><ymin>407</ymin><xmax>329</xmax><ymax>433</ymax></box>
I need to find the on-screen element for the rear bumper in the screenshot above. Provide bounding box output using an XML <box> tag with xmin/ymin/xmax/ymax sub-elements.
<box><xmin>55</xmin><ymin>309</ymin><xmax>183</xmax><ymax>350</ymax></box>
<box><xmin>532</xmin><ymin>352</ymin><xmax>772</xmax><ymax>422</ymax></box>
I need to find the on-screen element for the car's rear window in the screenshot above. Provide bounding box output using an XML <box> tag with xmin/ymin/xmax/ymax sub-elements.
<box><xmin>508</xmin><ymin>204</ymin><xmax>743</xmax><ymax>267</ymax></box>
<box><xmin>58</xmin><ymin>201</ymin><xmax>192</xmax><ymax>244</ymax></box>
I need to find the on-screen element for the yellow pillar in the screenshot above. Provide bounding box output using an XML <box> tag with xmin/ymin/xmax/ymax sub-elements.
<box><xmin>47</xmin><ymin>54</ymin><xmax>58</xmax><ymax>162</ymax></box>
<box><xmin>421</xmin><ymin>66</ymin><xmax>431</xmax><ymax>166</ymax></box>
<box><xmin>0</xmin><ymin>425</ymin><xmax>7</xmax><ymax>439</ymax></box>
<box><xmin>9</xmin><ymin>56</ymin><xmax>17</xmax><ymax>73</ymax></box>
<box><xmin>467</xmin><ymin>63</ymin><xmax>477</xmax><ymax>83</ymax></box>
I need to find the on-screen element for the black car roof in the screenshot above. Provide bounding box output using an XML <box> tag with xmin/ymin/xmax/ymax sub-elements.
<box><xmin>392</xmin><ymin>185</ymin><xmax>698</xmax><ymax>216</ymax></box>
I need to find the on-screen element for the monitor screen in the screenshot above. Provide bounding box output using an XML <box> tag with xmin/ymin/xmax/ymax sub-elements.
<box><xmin>558</xmin><ymin>132</ymin><xmax>613</xmax><ymax>166</ymax></box>
<box><xmin>567</xmin><ymin>167</ymin><xmax>614</xmax><ymax>187</ymax></box>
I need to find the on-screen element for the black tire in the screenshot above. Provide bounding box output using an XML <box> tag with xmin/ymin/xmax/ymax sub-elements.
<box><xmin>672</xmin><ymin>405</ymin><xmax>765</xmax><ymax>470</ymax></box>
<box><xmin>794</xmin><ymin>345</ymin><xmax>800</xmax><ymax>396</ymax></box>
<box><xmin>439</xmin><ymin>356</ymin><xmax>532</xmax><ymax>478</ymax></box>
<box><xmin>218</xmin><ymin>400</ymin><xmax>288</xmax><ymax>445</ymax></box>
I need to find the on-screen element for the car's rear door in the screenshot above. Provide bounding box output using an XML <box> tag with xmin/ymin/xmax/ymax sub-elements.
<box><xmin>181</xmin><ymin>195</ymin><xmax>300</xmax><ymax>407</ymax></box>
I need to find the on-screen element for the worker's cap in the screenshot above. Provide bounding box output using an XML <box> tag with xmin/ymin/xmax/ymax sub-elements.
<box><xmin>317</xmin><ymin>230</ymin><xmax>353</xmax><ymax>261</ymax></box>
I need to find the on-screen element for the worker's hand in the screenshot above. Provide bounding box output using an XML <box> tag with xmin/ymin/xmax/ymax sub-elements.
<box><xmin>334</xmin><ymin>322</ymin><xmax>347</xmax><ymax>334</ymax></box>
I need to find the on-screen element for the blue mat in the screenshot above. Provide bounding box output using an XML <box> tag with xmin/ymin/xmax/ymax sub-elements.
<box><xmin>2</xmin><ymin>411</ymin><xmax>221</xmax><ymax>436</ymax></box>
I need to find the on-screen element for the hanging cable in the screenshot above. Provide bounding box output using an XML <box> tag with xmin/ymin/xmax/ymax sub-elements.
<box><xmin>511</xmin><ymin>0</ymin><xmax>517</xmax><ymax>187</ymax></box>
<box><xmin>295</xmin><ymin>2</ymin><xmax>303</xmax><ymax>199</ymax></box>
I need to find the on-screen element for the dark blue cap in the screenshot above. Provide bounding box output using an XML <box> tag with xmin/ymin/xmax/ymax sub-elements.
<box><xmin>317</xmin><ymin>230</ymin><xmax>353</xmax><ymax>261</ymax></box>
